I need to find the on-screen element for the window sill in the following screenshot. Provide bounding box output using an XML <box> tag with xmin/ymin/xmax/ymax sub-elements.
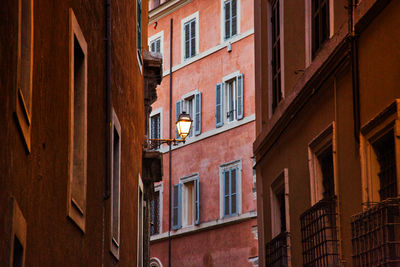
<box><xmin>150</xmin><ymin>210</ymin><xmax>257</xmax><ymax>242</ymax></box>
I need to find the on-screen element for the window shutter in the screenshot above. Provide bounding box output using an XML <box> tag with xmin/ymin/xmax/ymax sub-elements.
<box><xmin>195</xmin><ymin>177</ymin><xmax>200</xmax><ymax>225</ymax></box>
<box><xmin>156</xmin><ymin>39</ymin><xmax>161</xmax><ymax>53</ymax></box>
<box><xmin>231</xmin><ymin>0</ymin><xmax>237</xmax><ymax>36</ymax></box>
<box><xmin>194</xmin><ymin>92</ymin><xmax>202</xmax><ymax>135</ymax></box>
<box><xmin>224</xmin><ymin>1</ymin><xmax>231</xmax><ymax>39</ymax></box>
<box><xmin>150</xmin><ymin>117</ymin><xmax>155</xmax><ymax>139</ymax></box>
<box><xmin>151</xmin><ymin>41</ymin><xmax>155</xmax><ymax>52</ymax></box>
<box><xmin>236</xmin><ymin>74</ymin><xmax>244</xmax><ymax>120</ymax></box>
<box><xmin>230</xmin><ymin>168</ymin><xmax>238</xmax><ymax>215</ymax></box>
<box><xmin>190</xmin><ymin>20</ymin><xmax>196</xmax><ymax>57</ymax></box>
<box><xmin>172</xmin><ymin>184</ymin><xmax>182</xmax><ymax>230</ymax></box>
<box><xmin>223</xmin><ymin>170</ymin><xmax>230</xmax><ymax>217</ymax></box>
<box><xmin>176</xmin><ymin>100</ymin><xmax>182</xmax><ymax>138</ymax></box>
<box><xmin>185</xmin><ymin>23</ymin><xmax>190</xmax><ymax>59</ymax></box>
<box><xmin>216</xmin><ymin>83</ymin><xmax>224</xmax><ymax>128</ymax></box>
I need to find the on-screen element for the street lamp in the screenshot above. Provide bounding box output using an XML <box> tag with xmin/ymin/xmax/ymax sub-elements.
<box><xmin>149</xmin><ymin>111</ymin><xmax>192</xmax><ymax>148</ymax></box>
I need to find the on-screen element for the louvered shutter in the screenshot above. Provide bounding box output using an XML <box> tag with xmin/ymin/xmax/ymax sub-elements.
<box><xmin>216</xmin><ymin>83</ymin><xmax>224</xmax><ymax>127</ymax></box>
<box><xmin>156</xmin><ymin>39</ymin><xmax>161</xmax><ymax>53</ymax></box>
<box><xmin>230</xmin><ymin>168</ymin><xmax>238</xmax><ymax>215</ymax></box>
<box><xmin>185</xmin><ymin>23</ymin><xmax>190</xmax><ymax>59</ymax></box>
<box><xmin>223</xmin><ymin>170</ymin><xmax>230</xmax><ymax>217</ymax></box>
<box><xmin>176</xmin><ymin>100</ymin><xmax>182</xmax><ymax>138</ymax></box>
<box><xmin>194</xmin><ymin>92</ymin><xmax>202</xmax><ymax>135</ymax></box>
<box><xmin>231</xmin><ymin>0</ymin><xmax>237</xmax><ymax>36</ymax></box>
<box><xmin>151</xmin><ymin>41</ymin><xmax>156</xmax><ymax>52</ymax></box>
<box><xmin>190</xmin><ymin>20</ymin><xmax>196</xmax><ymax>57</ymax></box>
<box><xmin>224</xmin><ymin>1</ymin><xmax>231</xmax><ymax>40</ymax></box>
<box><xmin>195</xmin><ymin>177</ymin><xmax>200</xmax><ymax>225</ymax></box>
<box><xmin>172</xmin><ymin>184</ymin><xmax>182</xmax><ymax>230</ymax></box>
<box><xmin>236</xmin><ymin>74</ymin><xmax>244</xmax><ymax>120</ymax></box>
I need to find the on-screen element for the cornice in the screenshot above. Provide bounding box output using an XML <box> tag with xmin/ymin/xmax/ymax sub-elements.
<box><xmin>149</xmin><ymin>0</ymin><xmax>193</xmax><ymax>24</ymax></box>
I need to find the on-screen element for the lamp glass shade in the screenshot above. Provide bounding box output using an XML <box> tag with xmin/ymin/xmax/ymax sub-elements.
<box><xmin>176</xmin><ymin>112</ymin><xmax>192</xmax><ymax>139</ymax></box>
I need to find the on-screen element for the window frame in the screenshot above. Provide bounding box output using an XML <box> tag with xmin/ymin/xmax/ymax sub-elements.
<box><xmin>179</xmin><ymin>174</ymin><xmax>200</xmax><ymax>227</ymax></box>
<box><xmin>221</xmin><ymin>0</ymin><xmax>240</xmax><ymax>41</ymax></box>
<box><xmin>9</xmin><ymin>198</ymin><xmax>27</xmax><ymax>267</ymax></box>
<box><xmin>148</xmin><ymin>31</ymin><xmax>164</xmax><ymax>56</ymax></box>
<box><xmin>177</xmin><ymin>90</ymin><xmax>202</xmax><ymax>138</ymax></box>
<box><xmin>136</xmin><ymin>0</ymin><xmax>143</xmax><ymax>73</ymax></box>
<box><xmin>270</xmin><ymin>169</ymin><xmax>290</xmax><ymax>239</ymax></box>
<box><xmin>305</xmin><ymin>0</ymin><xmax>334</xmax><ymax>66</ymax></box>
<box><xmin>219</xmin><ymin>159</ymin><xmax>242</xmax><ymax>219</ymax></box>
<box><xmin>67</xmin><ymin>8</ymin><xmax>88</xmax><ymax>233</ymax></box>
<box><xmin>151</xmin><ymin>183</ymin><xmax>163</xmax><ymax>235</ymax></box>
<box><xmin>308</xmin><ymin>123</ymin><xmax>337</xmax><ymax>206</ymax></box>
<box><xmin>150</xmin><ymin>108</ymin><xmax>163</xmax><ymax>146</ymax></box>
<box><xmin>360</xmin><ymin>100</ymin><xmax>400</xmax><ymax>208</ymax></box>
<box><xmin>110</xmin><ymin>108</ymin><xmax>121</xmax><ymax>259</ymax></box>
<box><xmin>181</xmin><ymin>11</ymin><xmax>199</xmax><ymax>63</ymax></box>
<box><xmin>220</xmin><ymin>71</ymin><xmax>244</xmax><ymax>125</ymax></box>
<box><xmin>15</xmin><ymin>0</ymin><xmax>34</xmax><ymax>152</ymax></box>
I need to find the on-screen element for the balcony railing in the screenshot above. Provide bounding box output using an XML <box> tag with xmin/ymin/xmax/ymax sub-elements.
<box><xmin>265</xmin><ymin>231</ymin><xmax>290</xmax><ymax>267</ymax></box>
<box><xmin>300</xmin><ymin>196</ymin><xmax>339</xmax><ymax>266</ymax></box>
<box><xmin>351</xmin><ymin>197</ymin><xmax>400</xmax><ymax>267</ymax></box>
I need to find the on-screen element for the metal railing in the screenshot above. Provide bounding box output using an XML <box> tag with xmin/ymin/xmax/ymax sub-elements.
<box><xmin>265</xmin><ymin>231</ymin><xmax>290</xmax><ymax>267</ymax></box>
<box><xmin>351</xmin><ymin>198</ymin><xmax>400</xmax><ymax>267</ymax></box>
<box><xmin>300</xmin><ymin>196</ymin><xmax>339</xmax><ymax>266</ymax></box>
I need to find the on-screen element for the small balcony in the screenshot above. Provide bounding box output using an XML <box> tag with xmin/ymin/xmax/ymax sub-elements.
<box><xmin>351</xmin><ymin>197</ymin><xmax>400</xmax><ymax>267</ymax></box>
<box><xmin>300</xmin><ymin>196</ymin><xmax>339</xmax><ymax>266</ymax></box>
<box><xmin>265</xmin><ymin>231</ymin><xmax>290</xmax><ymax>267</ymax></box>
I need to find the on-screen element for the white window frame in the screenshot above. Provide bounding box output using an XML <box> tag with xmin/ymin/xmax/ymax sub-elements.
<box><xmin>220</xmin><ymin>0</ymin><xmax>241</xmax><ymax>43</ymax></box>
<box><xmin>305</xmin><ymin>0</ymin><xmax>334</xmax><ymax>67</ymax></box>
<box><xmin>307</xmin><ymin>123</ymin><xmax>336</xmax><ymax>206</ymax></box>
<box><xmin>222</xmin><ymin>71</ymin><xmax>240</xmax><ymax>124</ymax></box>
<box><xmin>267</xmin><ymin>0</ymin><xmax>285</xmax><ymax>117</ymax></box>
<box><xmin>181</xmin><ymin>11</ymin><xmax>199</xmax><ymax>63</ymax></box>
<box><xmin>219</xmin><ymin>159</ymin><xmax>242</xmax><ymax>219</ymax></box>
<box><xmin>153</xmin><ymin>183</ymin><xmax>163</xmax><ymax>234</ymax></box>
<box><xmin>137</xmin><ymin>174</ymin><xmax>144</xmax><ymax>267</ymax></box>
<box><xmin>180</xmin><ymin>89</ymin><xmax>199</xmax><ymax>138</ymax></box>
<box><xmin>150</xmin><ymin>108</ymin><xmax>163</xmax><ymax>140</ymax></box>
<box><xmin>148</xmin><ymin>30</ymin><xmax>164</xmax><ymax>55</ymax></box>
<box><xmin>179</xmin><ymin>173</ymin><xmax>199</xmax><ymax>227</ymax></box>
<box><xmin>150</xmin><ymin>257</ymin><xmax>163</xmax><ymax>267</ymax></box>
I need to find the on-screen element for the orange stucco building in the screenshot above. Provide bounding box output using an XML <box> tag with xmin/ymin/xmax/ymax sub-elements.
<box><xmin>147</xmin><ymin>0</ymin><xmax>258</xmax><ymax>266</ymax></box>
<box><xmin>254</xmin><ymin>0</ymin><xmax>400</xmax><ymax>266</ymax></box>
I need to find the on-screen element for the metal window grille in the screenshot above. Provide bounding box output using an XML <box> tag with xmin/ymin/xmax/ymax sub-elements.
<box><xmin>150</xmin><ymin>192</ymin><xmax>160</xmax><ymax>235</ymax></box>
<box><xmin>351</xmin><ymin>198</ymin><xmax>400</xmax><ymax>267</ymax></box>
<box><xmin>266</xmin><ymin>231</ymin><xmax>290</xmax><ymax>267</ymax></box>
<box><xmin>300</xmin><ymin>196</ymin><xmax>339</xmax><ymax>266</ymax></box>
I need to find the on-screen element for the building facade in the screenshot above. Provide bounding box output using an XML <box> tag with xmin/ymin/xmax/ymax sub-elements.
<box><xmin>147</xmin><ymin>0</ymin><xmax>258</xmax><ymax>266</ymax></box>
<box><xmin>0</xmin><ymin>0</ymin><xmax>162</xmax><ymax>266</ymax></box>
<box><xmin>254</xmin><ymin>0</ymin><xmax>400</xmax><ymax>266</ymax></box>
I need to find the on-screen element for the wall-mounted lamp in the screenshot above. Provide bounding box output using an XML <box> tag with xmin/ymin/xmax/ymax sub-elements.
<box><xmin>150</xmin><ymin>111</ymin><xmax>192</xmax><ymax>148</ymax></box>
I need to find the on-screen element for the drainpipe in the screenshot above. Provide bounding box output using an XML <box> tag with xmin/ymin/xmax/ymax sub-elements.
<box><xmin>105</xmin><ymin>0</ymin><xmax>111</xmax><ymax>199</ymax></box>
<box><xmin>350</xmin><ymin>0</ymin><xmax>360</xmax><ymax>144</ymax></box>
<box><xmin>168</xmin><ymin>18</ymin><xmax>173</xmax><ymax>267</ymax></box>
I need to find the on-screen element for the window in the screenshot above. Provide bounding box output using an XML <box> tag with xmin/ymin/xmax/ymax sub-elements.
<box><xmin>312</xmin><ymin>0</ymin><xmax>329</xmax><ymax>56</ymax></box>
<box><xmin>67</xmin><ymin>9</ymin><xmax>88</xmax><ymax>232</ymax></box>
<box><xmin>172</xmin><ymin>175</ymin><xmax>200</xmax><ymax>229</ymax></box>
<box><xmin>224</xmin><ymin>0</ymin><xmax>237</xmax><ymax>40</ymax></box>
<box><xmin>137</xmin><ymin>176</ymin><xmax>144</xmax><ymax>267</ymax></box>
<box><xmin>9</xmin><ymin>198</ymin><xmax>27</xmax><ymax>267</ymax></box>
<box><xmin>15</xmin><ymin>0</ymin><xmax>34</xmax><ymax>152</ymax></box>
<box><xmin>110</xmin><ymin>108</ymin><xmax>121</xmax><ymax>259</ymax></box>
<box><xmin>266</xmin><ymin>170</ymin><xmax>291</xmax><ymax>266</ymax></box>
<box><xmin>137</xmin><ymin>0</ymin><xmax>142</xmax><ymax>54</ymax></box>
<box><xmin>176</xmin><ymin>91</ymin><xmax>201</xmax><ymax>138</ymax></box>
<box><xmin>359</xmin><ymin>101</ymin><xmax>400</xmax><ymax>206</ymax></box>
<box><xmin>219</xmin><ymin>160</ymin><xmax>242</xmax><ymax>218</ymax></box>
<box><xmin>150</xmin><ymin>184</ymin><xmax>163</xmax><ymax>235</ymax></box>
<box><xmin>271</xmin><ymin>0</ymin><xmax>282</xmax><ymax>112</ymax></box>
<box><xmin>150</xmin><ymin>38</ymin><xmax>161</xmax><ymax>53</ymax></box>
<box><xmin>216</xmin><ymin>73</ymin><xmax>243</xmax><ymax>127</ymax></box>
<box><xmin>181</xmin><ymin>12</ymin><xmax>199</xmax><ymax>62</ymax></box>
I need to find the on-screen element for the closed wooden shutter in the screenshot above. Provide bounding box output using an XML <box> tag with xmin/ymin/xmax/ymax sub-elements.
<box><xmin>236</xmin><ymin>74</ymin><xmax>243</xmax><ymax>120</ymax></box>
<box><xmin>190</xmin><ymin>20</ymin><xmax>196</xmax><ymax>57</ymax></box>
<box><xmin>176</xmin><ymin>100</ymin><xmax>182</xmax><ymax>138</ymax></box>
<box><xmin>172</xmin><ymin>184</ymin><xmax>182</xmax><ymax>230</ymax></box>
<box><xmin>224</xmin><ymin>1</ymin><xmax>231</xmax><ymax>39</ymax></box>
<box><xmin>216</xmin><ymin>83</ymin><xmax>224</xmax><ymax>127</ymax></box>
<box><xmin>194</xmin><ymin>92</ymin><xmax>202</xmax><ymax>135</ymax></box>
<box><xmin>195</xmin><ymin>177</ymin><xmax>200</xmax><ymax>225</ymax></box>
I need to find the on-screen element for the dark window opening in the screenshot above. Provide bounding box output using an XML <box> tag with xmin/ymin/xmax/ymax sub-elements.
<box><xmin>373</xmin><ymin>129</ymin><xmax>397</xmax><ymax>201</ymax></box>
<box><xmin>318</xmin><ymin>145</ymin><xmax>334</xmax><ymax>199</ymax></box>
<box><xmin>278</xmin><ymin>189</ymin><xmax>286</xmax><ymax>233</ymax></box>
<box><xmin>312</xmin><ymin>0</ymin><xmax>329</xmax><ymax>57</ymax></box>
<box><xmin>271</xmin><ymin>0</ymin><xmax>282</xmax><ymax>112</ymax></box>
<box><xmin>150</xmin><ymin>192</ymin><xmax>160</xmax><ymax>235</ymax></box>
<box><xmin>13</xmin><ymin>236</ymin><xmax>23</xmax><ymax>267</ymax></box>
